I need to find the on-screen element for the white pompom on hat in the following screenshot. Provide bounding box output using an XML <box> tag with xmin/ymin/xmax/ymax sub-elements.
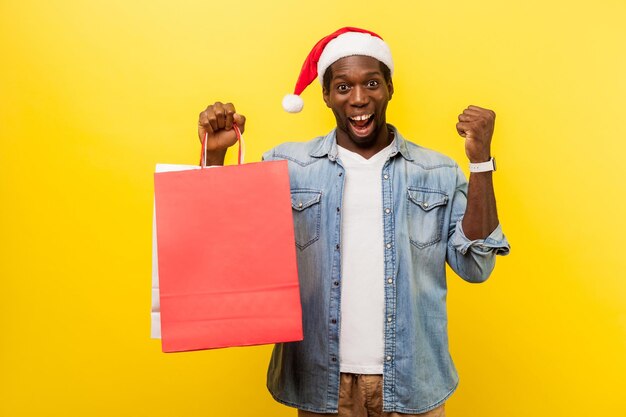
<box><xmin>282</xmin><ymin>27</ymin><xmax>394</xmax><ymax>113</ymax></box>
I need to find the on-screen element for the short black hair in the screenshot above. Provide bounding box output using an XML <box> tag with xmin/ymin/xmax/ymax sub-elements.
<box><xmin>322</xmin><ymin>60</ymin><xmax>392</xmax><ymax>92</ymax></box>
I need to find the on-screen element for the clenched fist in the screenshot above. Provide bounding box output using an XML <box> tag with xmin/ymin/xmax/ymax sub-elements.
<box><xmin>198</xmin><ymin>102</ymin><xmax>246</xmax><ymax>166</ymax></box>
<box><xmin>456</xmin><ymin>105</ymin><xmax>495</xmax><ymax>163</ymax></box>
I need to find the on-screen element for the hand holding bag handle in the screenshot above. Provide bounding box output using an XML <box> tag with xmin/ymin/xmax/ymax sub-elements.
<box><xmin>200</xmin><ymin>124</ymin><xmax>245</xmax><ymax>167</ymax></box>
<box><xmin>152</xmin><ymin>123</ymin><xmax>245</xmax><ymax>340</ymax></box>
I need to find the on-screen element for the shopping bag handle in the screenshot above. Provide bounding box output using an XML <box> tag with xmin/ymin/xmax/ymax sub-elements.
<box><xmin>200</xmin><ymin>123</ymin><xmax>245</xmax><ymax>168</ymax></box>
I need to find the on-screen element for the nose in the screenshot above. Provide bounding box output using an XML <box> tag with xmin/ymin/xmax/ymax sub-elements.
<box><xmin>350</xmin><ymin>85</ymin><xmax>369</xmax><ymax>107</ymax></box>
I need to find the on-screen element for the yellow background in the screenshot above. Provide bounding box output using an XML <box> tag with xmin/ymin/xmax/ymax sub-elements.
<box><xmin>1</xmin><ymin>0</ymin><xmax>625</xmax><ymax>416</ymax></box>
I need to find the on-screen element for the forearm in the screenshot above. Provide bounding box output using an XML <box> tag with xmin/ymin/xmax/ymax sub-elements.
<box><xmin>461</xmin><ymin>171</ymin><xmax>499</xmax><ymax>240</ymax></box>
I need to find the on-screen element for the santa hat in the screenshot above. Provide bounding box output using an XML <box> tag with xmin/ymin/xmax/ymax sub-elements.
<box><xmin>282</xmin><ymin>27</ymin><xmax>394</xmax><ymax>113</ymax></box>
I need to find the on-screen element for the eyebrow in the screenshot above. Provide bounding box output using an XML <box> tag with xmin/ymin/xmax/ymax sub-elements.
<box><xmin>332</xmin><ymin>71</ymin><xmax>383</xmax><ymax>80</ymax></box>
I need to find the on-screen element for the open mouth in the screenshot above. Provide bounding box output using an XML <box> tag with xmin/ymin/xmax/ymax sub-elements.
<box><xmin>348</xmin><ymin>113</ymin><xmax>375</xmax><ymax>136</ymax></box>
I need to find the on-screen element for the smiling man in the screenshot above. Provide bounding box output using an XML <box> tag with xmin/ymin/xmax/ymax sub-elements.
<box><xmin>197</xmin><ymin>27</ymin><xmax>510</xmax><ymax>417</ymax></box>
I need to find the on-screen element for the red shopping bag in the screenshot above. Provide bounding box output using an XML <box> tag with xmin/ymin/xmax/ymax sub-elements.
<box><xmin>154</xmin><ymin>126</ymin><xmax>302</xmax><ymax>352</ymax></box>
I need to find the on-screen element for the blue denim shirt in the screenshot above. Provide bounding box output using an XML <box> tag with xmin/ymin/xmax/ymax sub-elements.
<box><xmin>262</xmin><ymin>126</ymin><xmax>510</xmax><ymax>414</ymax></box>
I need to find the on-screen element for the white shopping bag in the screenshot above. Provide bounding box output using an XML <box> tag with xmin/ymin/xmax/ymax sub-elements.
<box><xmin>151</xmin><ymin>130</ymin><xmax>246</xmax><ymax>339</ymax></box>
<box><xmin>151</xmin><ymin>164</ymin><xmax>202</xmax><ymax>339</ymax></box>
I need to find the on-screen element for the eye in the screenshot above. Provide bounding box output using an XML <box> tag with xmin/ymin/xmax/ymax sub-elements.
<box><xmin>336</xmin><ymin>84</ymin><xmax>350</xmax><ymax>93</ymax></box>
<box><xmin>367</xmin><ymin>80</ymin><xmax>380</xmax><ymax>88</ymax></box>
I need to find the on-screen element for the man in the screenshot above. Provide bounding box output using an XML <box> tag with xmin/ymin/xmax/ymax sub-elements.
<box><xmin>197</xmin><ymin>27</ymin><xmax>509</xmax><ymax>417</ymax></box>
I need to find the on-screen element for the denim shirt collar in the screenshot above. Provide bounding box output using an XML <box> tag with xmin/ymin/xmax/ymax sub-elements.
<box><xmin>309</xmin><ymin>124</ymin><xmax>414</xmax><ymax>162</ymax></box>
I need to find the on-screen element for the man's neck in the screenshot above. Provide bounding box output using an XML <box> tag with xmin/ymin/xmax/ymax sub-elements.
<box><xmin>336</xmin><ymin>125</ymin><xmax>393</xmax><ymax>160</ymax></box>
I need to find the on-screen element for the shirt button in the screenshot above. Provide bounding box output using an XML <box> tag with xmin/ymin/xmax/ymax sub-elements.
<box><xmin>331</xmin><ymin>319</ymin><xmax>337</xmax><ymax>324</ymax></box>
<box><xmin>386</xmin><ymin>355</ymin><xmax>392</xmax><ymax>361</ymax></box>
<box><xmin>386</xmin><ymin>243</ymin><xmax>392</xmax><ymax>249</ymax></box>
<box><xmin>383</xmin><ymin>174</ymin><xmax>389</xmax><ymax>180</ymax></box>
<box><xmin>387</xmin><ymin>316</ymin><xmax>392</xmax><ymax>322</ymax></box>
<box><xmin>298</xmin><ymin>202</ymin><xmax>303</xmax><ymax>208</ymax></box>
<box><xmin>387</xmin><ymin>278</ymin><xmax>393</xmax><ymax>284</ymax></box>
<box><xmin>338</xmin><ymin>172</ymin><xmax>343</xmax><ymax>177</ymax></box>
<box><xmin>385</xmin><ymin>208</ymin><xmax>391</xmax><ymax>214</ymax></box>
<box><xmin>333</xmin><ymin>281</ymin><xmax>339</xmax><ymax>287</ymax></box>
<box><xmin>336</xmin><ymin>207</ymin><xmax>340</xmax><ymax>212</ymax></box>
<box><xmin>331</xmin><ymin>357</ymin><xmax>337</xmax><ymax>362</ymax></box>
<box><xmin>422</xmin><ymin>202</ymin><xmax>429</xmax><ymax>208</ymax></box>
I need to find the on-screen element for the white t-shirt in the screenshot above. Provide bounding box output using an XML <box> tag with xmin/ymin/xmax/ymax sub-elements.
<box><xmin>337</xmin><ymin>140</ymin><xmax>395</xmax><ymax>374</ymax></box>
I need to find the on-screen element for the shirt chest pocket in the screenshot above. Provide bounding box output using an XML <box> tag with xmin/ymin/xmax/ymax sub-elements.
<box><xmin>291</xmin><ymin>190</ymin><xmax>322</xmax><ymax>250</ymax></box>
<box><xmin>406</xmin><ymin>188</ymin><xmax>449</xmax><ymax>249</ymax></box>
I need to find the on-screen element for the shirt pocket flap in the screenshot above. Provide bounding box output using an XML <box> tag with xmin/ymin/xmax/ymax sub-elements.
<box><xmin>407</xmin><ymin>189</ymin><xmax>448</xmax><ymax>212</ymax></box>
<box><xmin>291</xmin><ymin>191</ymin><xmax>322</xmax><ymax>212</ymax></box>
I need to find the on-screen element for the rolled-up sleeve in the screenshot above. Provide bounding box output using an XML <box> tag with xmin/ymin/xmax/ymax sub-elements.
<box><xmin>449</xmin><ymin>220</ymin><xmax>510</xmax><ymax>256</ymax></box>
<box><xmin>446</xmin><ymin>166</ymin><xmax>510</xmax><ymax>283</ymax></box>
<box><xmin>447</xmin><ymin>220</ymin><xmax>510</xmax><ymax>283</ymax></box>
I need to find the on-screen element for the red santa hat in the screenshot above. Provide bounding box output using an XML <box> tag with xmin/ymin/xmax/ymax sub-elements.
<box><xmin>282</xmin><ymin>27</ymin><xmax>394</xmax><ymax>113</ymax></box>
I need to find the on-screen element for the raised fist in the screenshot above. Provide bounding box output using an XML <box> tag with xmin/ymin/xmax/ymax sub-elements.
<box><xmin>456</xmin><ymin>105</ymin><xmax>495</xmax><ymax>163</ymax></box>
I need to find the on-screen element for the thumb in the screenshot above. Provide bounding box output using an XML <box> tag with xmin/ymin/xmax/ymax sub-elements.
<box><xmin>233</xmin><ymin>113</ymin><xmax>247</xmax><ymax>134</ymax></box>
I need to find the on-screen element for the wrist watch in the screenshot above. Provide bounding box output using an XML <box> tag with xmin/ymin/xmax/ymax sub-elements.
<box><xmin>469</xmin><ymin>157</ymin><xmax>496</xmax><ymax>173</ymax></box>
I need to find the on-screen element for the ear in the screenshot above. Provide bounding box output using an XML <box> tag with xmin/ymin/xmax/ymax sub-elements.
<box><xmin>387</xmin><ymin>78</ymin><xmax>394</xmax><ymax>101</ymax></box>
<box><xmin>322</xmin><ymin>87</ymin><xmax>331</xmax><ymax>108</ymax></box>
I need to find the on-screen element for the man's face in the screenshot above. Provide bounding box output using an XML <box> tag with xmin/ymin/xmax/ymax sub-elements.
<box><xmin>323</xmin><ymin>55</ymin><xmax>393</xmax><ymax>152</ymax></box>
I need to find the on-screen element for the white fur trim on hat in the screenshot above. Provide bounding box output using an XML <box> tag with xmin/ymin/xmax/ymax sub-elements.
<box><xmin>317</xmin><ymin>32</ymin><xmax>394</xmax><ymax>84</ymax></box>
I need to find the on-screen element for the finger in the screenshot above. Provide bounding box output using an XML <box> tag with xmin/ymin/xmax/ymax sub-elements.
<box><xmin>456</xmin><ymin>122</ymin><xmax>475</xmax><ymax>138</ymax></box>
<box><xmin>206</xmin><ymin>105</ymin><xmax>220</xmax><ymax>132</ymax></box>
<box><xmin>224</xmin><ymin>103</ymin><xmax>236</xmax><ymax>130</ymax></box>
<box><xmin>213</xmin><ymin>101</ymin><xmax>226</xmax><ymax>129</ymax></box>
<box><xmin>198</xmin><ymin>110</ymin><xmax>212</xmax><ymax>141</ymax></box>
<box><xmin>467</xmin><ymin>105</ymin><xmax>496</xmax><ymax>119</ymax></box>
<box><xmin>458</xmin><ymin>113</ymin><xmax>475</xmax><ymax>122</ymax></box>
<box><xmin>233</xmin><ymin>113</ymin><xmax>246</xmax><ymax>134</ymax></box>
<box><xmin>198</xmin><ymin>110</ymin><xmax>209</xmax><ymax>129</ymax></box>
<box><xmin>462</xmin><ymin>108</ymin><xmax>483</xmax><ymax>118</ymax></box>
<box><xmin>467</xmin><ymin>105</ymin><xmax>488</xmax><ymax>111</ymax></box>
